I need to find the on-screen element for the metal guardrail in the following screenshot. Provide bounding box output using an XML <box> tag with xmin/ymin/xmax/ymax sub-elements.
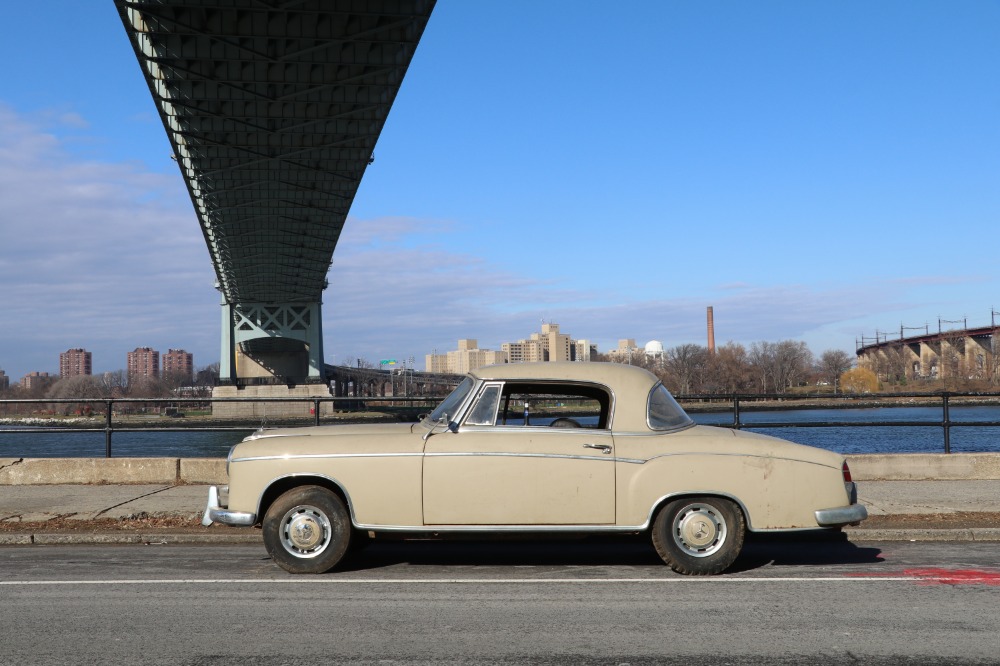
<box><xmin>0</xmin><ymin>396</ymin><xmax>439</xmax><ymax>457</ymax></box>
<box><xmin>2</xmin><ymin>391</ymin><xmax>1000</xmax><ymax>457</ymax></box>
<box><xmin>678</xmin><ymin>391</ymin><xmax>1000</xmax><ymax>454</ymax></box>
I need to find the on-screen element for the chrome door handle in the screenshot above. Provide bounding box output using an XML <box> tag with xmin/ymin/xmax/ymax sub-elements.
<box><xmin>583</xmin><ymin>443</ymin><xmax>612</xmax><ymax>454</ymax></box>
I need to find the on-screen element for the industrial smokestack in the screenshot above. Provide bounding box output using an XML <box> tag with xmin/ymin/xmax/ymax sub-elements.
<box><xmin>707</xmin><ymin>306</ymin><xmax>716</xmax><ymax>354</ymax></box>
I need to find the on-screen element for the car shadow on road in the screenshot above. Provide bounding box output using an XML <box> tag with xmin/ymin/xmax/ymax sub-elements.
<box><xmin>334</xmin><ymin>532</ymin><xmax>884</xmax><ymax>574</ymax></box>
<box><xmin>730</xmin><ymin>531</ymin><xmax>885</xmax><ymax>573</ymax></box>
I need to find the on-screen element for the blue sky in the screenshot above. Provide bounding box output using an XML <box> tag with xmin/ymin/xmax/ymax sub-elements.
<box><xmin>1</xmin><ymin>1</ymin><xmax>998</xmax><ymax>380</ymax></box>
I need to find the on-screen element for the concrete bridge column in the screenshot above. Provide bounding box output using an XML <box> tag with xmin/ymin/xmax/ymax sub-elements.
<box><xmin>904</xmin><ymin>343</ymin><xmax>921</xmax><ymax>380</ymax></box>
<box><xmin>219</xmin><ymin>301</ymin><xmax>325</xmax><ymax>385</ymax></box>
<box><xmin>920</xmin><ymin>341</ymin><xmax>940</xmax><ymax>378</ymax></box>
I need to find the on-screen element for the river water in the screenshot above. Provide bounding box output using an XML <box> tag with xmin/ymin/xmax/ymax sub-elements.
<box><xmin>1</xmin><ymin>405</ymin><xmax>998</xmax><ymax>457</ymax></box>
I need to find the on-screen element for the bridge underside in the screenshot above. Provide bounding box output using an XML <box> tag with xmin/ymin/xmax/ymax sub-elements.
<box><xmin>116</xmin><ymin>0</ymin><xmax>434</xmax><ymax>385</ymax></box>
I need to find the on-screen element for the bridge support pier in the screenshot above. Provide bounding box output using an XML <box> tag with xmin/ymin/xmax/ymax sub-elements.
<box><xmin>219</xmin><ymin>300</ymin><xmax>326</xmax><ymax>385</ymax></box>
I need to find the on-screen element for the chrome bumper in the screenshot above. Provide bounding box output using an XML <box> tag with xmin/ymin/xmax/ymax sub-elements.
<box><xmin>201</xmin><ymin>485</ymin><xmax>256</xmax><ymax>527</ymax></box>
<box><xmin>814</xmin><ymin>503</ymin><xmax>868</xmax><ymax>527</ymax></box>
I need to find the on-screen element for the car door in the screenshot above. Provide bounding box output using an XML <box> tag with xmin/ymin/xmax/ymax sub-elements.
<box><xmin>422</xmin><ymin>382</ymin><xmax>616</xmax><ymax>525</ymax></box>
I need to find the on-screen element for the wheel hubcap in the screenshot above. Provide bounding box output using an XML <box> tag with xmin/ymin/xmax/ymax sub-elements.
<box><xmin>280</xmin><ymin>505</ymin><xmax>332</xmax><ymax>558</ymax></box>
<box><xmin>672</xmin><ymin>504</ymin><xmax>727</xmax><ymax>558</ymax></box>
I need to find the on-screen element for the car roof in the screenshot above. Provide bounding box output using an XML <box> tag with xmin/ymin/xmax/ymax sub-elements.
<box><xmin>468</xmin><ymin>362</ymin><xmax>662</xmax><ymax>431</ymax></box>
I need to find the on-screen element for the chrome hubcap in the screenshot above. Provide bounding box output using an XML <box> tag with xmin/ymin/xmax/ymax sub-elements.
<box><xmin>672</xmin><ymin>503</ymin><xmax>727</xmax><ymax>558</ymax></box>
<box><xmin>280</xmin><ymin>505</ymin><xmax>332</xmax><ymax>558</ymax></box>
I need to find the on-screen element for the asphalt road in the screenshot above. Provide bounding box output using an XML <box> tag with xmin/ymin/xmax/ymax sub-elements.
<box><xmin>1</xmin><ymin>538</ymin><xmax>999</xmax><ymax>665</ymax></box>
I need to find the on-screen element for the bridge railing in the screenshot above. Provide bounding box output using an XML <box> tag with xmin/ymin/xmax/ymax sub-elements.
<box><xmin>678</xmin><ymin>390</ymin><xmax>1000</xmax><ymax>454</ymax></box>
<box><xmin>2</xmin><ymin>391</ymin><xmax>1000</xmax><ymax>457</ymax></box>
<box><xmin>0</xmin><ymin>396</ymin><xmax>440</xmax><ymax>457</ymax></box>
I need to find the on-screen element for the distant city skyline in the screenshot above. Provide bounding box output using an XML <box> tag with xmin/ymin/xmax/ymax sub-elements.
<box><xmin>1</xmin><ymin>2</ymin><xmax>998</xmax><ymax>383</ymax></box>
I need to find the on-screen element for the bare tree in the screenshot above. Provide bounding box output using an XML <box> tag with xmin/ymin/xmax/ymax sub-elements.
<box><xmin>664</xmin><ymin>344</ymin><xmax>709</xmax><ymax>395</ymax></box>
<box><xmin>707</xmin><ymin>342</ymin><xmax>752</xmax><ymax>394</ymax></box>
<box><xmin>45</xmin><ymin>376</ymin><xmax>107</xmax><ymax>415</ymax></box>
<box><xmin>194</xmin><ymin>362</ymin><xmax>220</xmax><ymax>387</ymax></box>
<box><xmin>772</xmin><ymin>340</ymin><xmax>813</xmax><ymax>391</ymax></box>
<box><xmin>817</xmin><ymin>349</ymin><xmax>854</xmax><ymax>392</ymax></box>
<box><xmin>99</xmin><ymin>370</ymin><xmax>129</xmax><ymax>397</ymax></box>
<box><xmin>748</xmin><ymin>340</ymin><xmax>812</xmax><ymax>393</ymax></box>
<box><xmin>747</xmin><ymin>341</ymin><xmax>777</xmax><ymax>393</ymax></box>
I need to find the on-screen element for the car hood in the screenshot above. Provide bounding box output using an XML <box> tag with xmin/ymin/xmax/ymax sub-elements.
<box><xmin>232</xmin><ymin>422</ymin><xmax>420</xmax><ymax>457</ymax></box>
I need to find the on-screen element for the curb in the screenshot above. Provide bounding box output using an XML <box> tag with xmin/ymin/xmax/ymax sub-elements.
<box><xmin>4</xmin><ymin>528</ymin><xmax>1000</xmax><ymax>546</ymax></box>
<box><xmin>844</xmin><ymin>527</ymin><xmax>1000</xmax><ymax>542</ymax></box>
<box><xmin>0</xmin><ymin>532</ymin><xmax>263</xmax><ymax>546</ymax></box>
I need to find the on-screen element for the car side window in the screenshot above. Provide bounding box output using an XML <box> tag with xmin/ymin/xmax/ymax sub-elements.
<box><xmin>464</xmin><ymin>385</ymin><xmax>502</xmax><ymax>426</ymax></box>
<box><xmin>496</xmin><ymin>382</ymin><xmax>610</xmax><ymax>429</ymax></box>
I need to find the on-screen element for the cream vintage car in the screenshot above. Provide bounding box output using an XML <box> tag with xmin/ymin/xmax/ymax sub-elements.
<box><xmin>204</xmin><ymin>362</ymin><xmax>866</xmax><ymax>575</ymax></box>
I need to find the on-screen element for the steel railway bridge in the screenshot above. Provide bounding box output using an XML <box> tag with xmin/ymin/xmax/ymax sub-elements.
<box><xmin>115</xmin><ymin>0</ymin><xmax>440</xmax><ymax>402</ymax></box>
<box><xmin>856</xmin><ymin>315</ymin><xmax>1000</xmax><ymax>382</ymax></box>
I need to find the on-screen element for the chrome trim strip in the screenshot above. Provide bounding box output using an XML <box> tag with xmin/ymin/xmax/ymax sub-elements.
<box><xmin>639</xmin><ymin>490</ymin><xmax>753</xmax><ymax>531</ymax></box>
<box><xmin>355</xmin><ymin>523</ymin><xmax>645</xmax><ymax>533</ymax></box>
<box><xmin>815</xmin><ymin>503</ymin><xmax>868</xmax><ymax>527</ymax></box>
<box><xmin>234</xmin><ymin>451</ymin><xmax>626</xmax><ymax>464</ymax></box>
<box><xmin>250</xmin><ymin>473</ymin><xmax>362</xmax><ymax>529</ymax></box>
<box><xmin>424</xmin><ymin>452</ymin><xmax>615</xmax><ymax>463</ymax></box>
<box><xmin>232</xmin><ymin>452</ymin><xmax>421</xmax><ymax>463</ymax></box>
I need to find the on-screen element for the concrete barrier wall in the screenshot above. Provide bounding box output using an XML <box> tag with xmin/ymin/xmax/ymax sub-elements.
<box><xmin>0</xmin><ymin>458</ymin><xmax>228</xmax><ymax>485</ymax></box>
<box><xmin>2</xmin><ymin>454</ymin><xmax>999</xmax><ymax>485</ymax></box>
<box><xmin>847</xmin><ymin>453</ymin><xmax>1000</xmax><ymax>481</ymax></box>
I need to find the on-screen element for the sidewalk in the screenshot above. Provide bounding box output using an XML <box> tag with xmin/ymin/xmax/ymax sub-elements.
<box><xmin>1</xmin><ymin>480</ymin><xmax>999</xmax><ymax>545</ymax></box>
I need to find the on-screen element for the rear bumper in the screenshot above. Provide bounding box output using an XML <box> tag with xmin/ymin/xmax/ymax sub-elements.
<box><xmin>815</xmin><ymin>503</ymin><xmax>868</xmax><ymax>527</ymax></box>
<box><xmin>201</xmin><ymin>485</ymin><xmax>256</xmax><ymax>527</ymax></box>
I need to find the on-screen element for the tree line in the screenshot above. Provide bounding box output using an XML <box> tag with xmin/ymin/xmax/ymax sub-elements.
<box><xmin>598</xmin><ymin>342</ymin><xmax>856</xmax><ymax>395</ymax></box>
<box><xmin>0</xmin><ymin>364</ymin><xmax>221</xmax><ymax>402</ymax></box>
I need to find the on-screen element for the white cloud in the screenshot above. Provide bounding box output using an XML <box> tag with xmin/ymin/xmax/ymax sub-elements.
<box><xmin>0</xmin><ymin>105</ymin><xmax>217</xmax><ymax>379</ymax></box>
<box><xmin>0</xmin><ymin>103</ymin><xmax>975</xmax><ymax>381</ymax></box>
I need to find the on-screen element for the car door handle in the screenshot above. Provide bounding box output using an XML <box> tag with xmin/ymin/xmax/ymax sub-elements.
<box><xmin>583</xmin><ymin>443</ymin><xmax>612</xmax><ymax>454</ymax></box>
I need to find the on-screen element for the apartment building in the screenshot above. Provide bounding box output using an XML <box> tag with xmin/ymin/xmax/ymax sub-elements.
<box><xmin>606</xmin><ymin>338</ymin><xmax>643</xmax><ymax>363</ymax></box>
<box><xmin>428</xmin><ymin>324</ymin><xmax>601</xmax><ymax>373</ymax></box>
<box><xmin>425</xmin><ymin>339</ymin><xmax>507</xmax><ymax>374</ymax></box>
<box><xmin>502</xmin><ymin>323</ymin><xmax>587</xmax><ymax>363</ymax></box>
<box><xmin>59</xmin><ymin>348</ymin><xmax>92</xmax><ymax>377</ymax></box>
<box><xmin>20</xmin><ymin>371</ymin><xmax>53</xmax><ymax>391</ymax></box>
<box><xmin>127</xmin><ymin>347</ymin><xmax>160</xmax><ymax>379</ymax></box>
<box><xmin>162</xmin><ymin>349</ymin><xmax>194</xmax><ymax>382</ymax></box>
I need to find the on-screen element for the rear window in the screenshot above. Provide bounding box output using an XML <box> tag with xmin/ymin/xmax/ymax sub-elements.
<box><xmin>648</xmin><ymin>383</ymin><xmax>694</xmax><ymax>430</ymax></box>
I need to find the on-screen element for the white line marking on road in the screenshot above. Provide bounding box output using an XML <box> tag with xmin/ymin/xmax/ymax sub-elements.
<box><xmin>0</xmin><ymin>576</ymin><xmax>921</xmax><ymax>586</ymax></box>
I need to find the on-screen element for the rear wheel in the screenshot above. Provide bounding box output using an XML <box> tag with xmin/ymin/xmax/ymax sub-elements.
<box><xmin>262</xmin><ymin>486</ymin><xmax>351</xmax><ymax>574</ymax></box>
<box><xmin>651</xmin><ymin>496</ymin><xmax>744</xmax><ymax>575</ymax></box>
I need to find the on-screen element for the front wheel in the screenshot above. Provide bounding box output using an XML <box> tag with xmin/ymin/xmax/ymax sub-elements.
<box><xmin>651</xmin><ymin>497</ymin><xmax>745</xmax><ymax>575</ymax></box>
<box><xmin>262</xmin><ymin>486</ymin><xmax>352</xmax><ymax>574</ymax></box>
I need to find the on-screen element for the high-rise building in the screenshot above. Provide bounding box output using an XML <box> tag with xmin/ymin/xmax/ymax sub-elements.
<box><xmin>59</xmin><ymin>348</ymin><xmax>92</xmax><ymax>377</ymax></box>
<box><xmin>606</xmin><ymin>339</ymin><xmax>642</xmax><ymax>363</ymax></box>
<box><xmin>162</xmin><ymin>349</ymin><xmax>194</xmax><ymax>382</ymax></box>
<box><xmin>430</xmin><ymin>324</ymin><xmax>598</xmax><ymax>371</ymax></box>
<box><xmin>0</xmin><ymin>369</ymin><xmax>9</xmax><ymax>391</ymax></box>
<box><xmin>501</xmin><ymin>323</ymin><xmax>592</xmax><ymax>363</ymax></box>
<box><xmin>127</xmin><ymin>347</ymin><xmax>160</xmax><ymax>379</ymax></box>
<box><xmin>425</xmin><ymin>339</ymin><xmax>507</xmax><ymax>374</ymax></box>
<box><xmin>20</xmin><ymin>371</ymin><xmax>53</xmax><ymax>391</ymax></box>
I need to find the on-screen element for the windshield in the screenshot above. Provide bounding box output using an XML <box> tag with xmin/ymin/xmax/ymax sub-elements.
<box><xmin>648</xmin><ymin>383</ymin><xmax>694</xmax><ymax>430</ymax></box>
<box><xmin>428</xmin><ymin>376</ymin><xmax>476</xmax><ymax>425</ymax></box>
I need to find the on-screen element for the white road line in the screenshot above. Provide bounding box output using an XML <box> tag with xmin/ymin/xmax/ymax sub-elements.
<box><xmin>0</xmin><ymin>576</ymin><xmax>921</xmax><ymax>586</ymax></box>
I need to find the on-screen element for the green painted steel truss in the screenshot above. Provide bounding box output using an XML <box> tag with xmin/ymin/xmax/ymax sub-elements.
<box><xmin>115</xmin><ymin>0</ymin><xmax>435</xmax><ymax>381</ymax></box>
